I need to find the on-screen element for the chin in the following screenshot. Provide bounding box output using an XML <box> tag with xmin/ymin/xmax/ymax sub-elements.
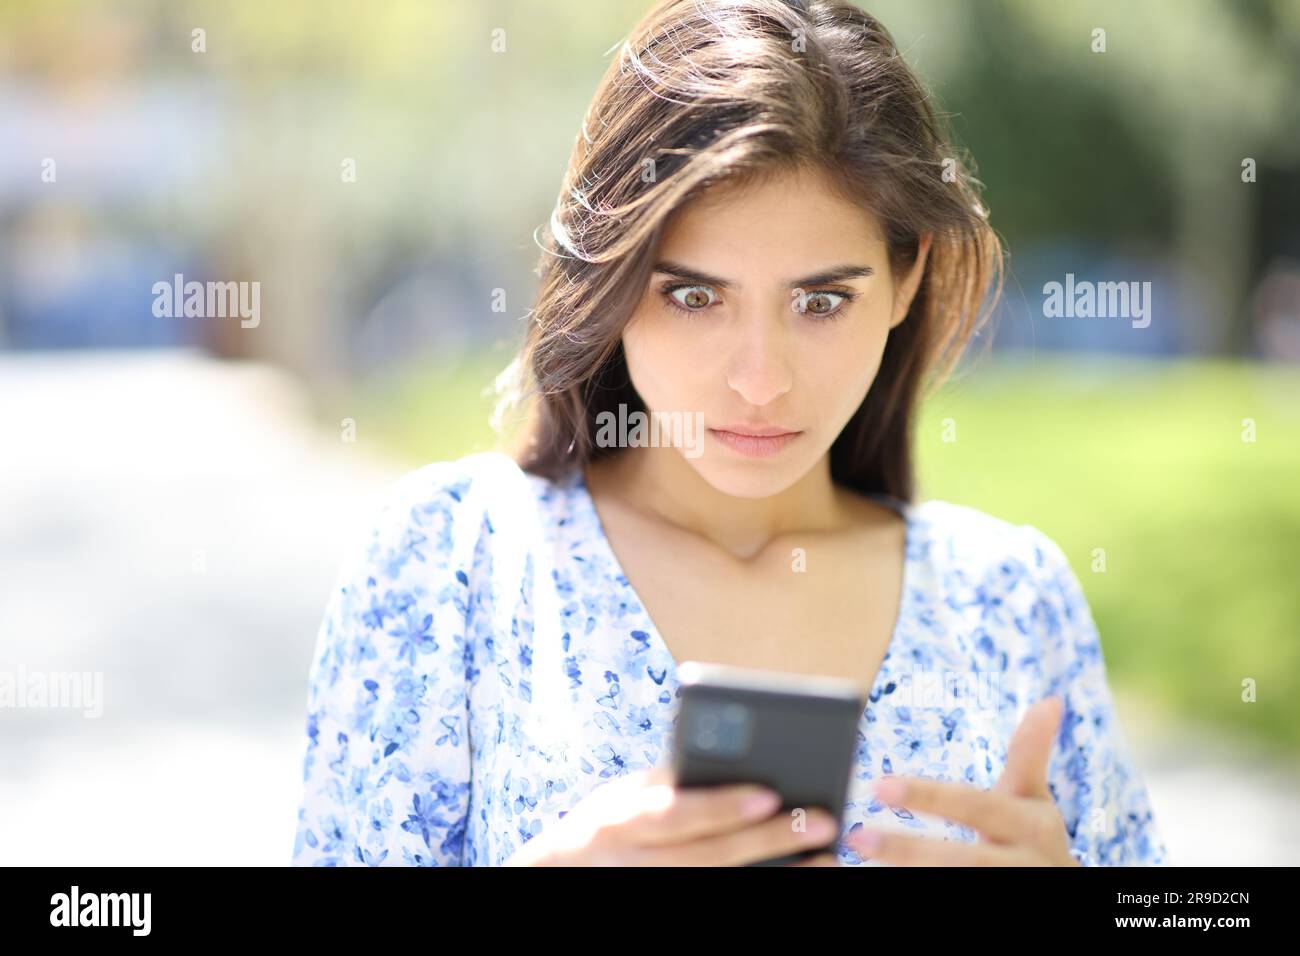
<box><xmin>685</xmin><ymin>456</ymin><xmax>810</xmax><ymax>500</ymax></box>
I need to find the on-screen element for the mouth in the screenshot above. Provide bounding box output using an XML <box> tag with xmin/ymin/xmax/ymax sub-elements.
<box><xmin>707</xmin><ymin>426</ymin><xmax>803</xmax><ymax>458</ymax></box>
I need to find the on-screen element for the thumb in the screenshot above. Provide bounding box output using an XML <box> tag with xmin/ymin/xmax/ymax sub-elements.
<box><xmin>995</xmin><ymin>695</ymin><xmax>1064</xmax><ymax>799</ymax></box>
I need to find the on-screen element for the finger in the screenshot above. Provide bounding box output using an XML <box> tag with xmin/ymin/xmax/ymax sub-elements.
<box><xmin>996</xmin><ymin>695</ymin><xmax>1063</xmax><ymax>799</ymax></box>
<box><xmin>610</xmin><ymin>778</ymin><xmax>783</xmax><ymax>847</ymax></box>
<box><xmin>787</xmin><ymin>851</ymin><xmax>841</xmax><ymax>867</ymax></box>
<box><xmin>639</xmin><ymin>807</ymin><xmax>840</xmax><ymax>866</ymax></box>
<box><xmin>845</xmin><ymin>827</ymin><xmax>1025</xmax><ymax>866</ymax></box>
<box><xmin>872</xmin><ymin>775</ymin><xmax>1028</xmax><ymax>844</ymax></box>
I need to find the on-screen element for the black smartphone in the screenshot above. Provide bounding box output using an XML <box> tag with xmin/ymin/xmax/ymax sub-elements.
<box><xmin>668</xmin><ymin>660</ymin><xmax>864</xmax><ymax>866</ymax></box>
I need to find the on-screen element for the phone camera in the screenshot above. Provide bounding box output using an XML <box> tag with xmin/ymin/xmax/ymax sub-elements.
<box><xmin>684</xmin><ymin>701</ymin><xmax>751</xmax><ymax>758</ymax></box>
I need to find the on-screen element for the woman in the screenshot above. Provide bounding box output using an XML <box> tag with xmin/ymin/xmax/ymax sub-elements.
<box><xmin>291</xmin><ymin>0</ymin><xmax>1168</xmax><ymax>866</ymax></box>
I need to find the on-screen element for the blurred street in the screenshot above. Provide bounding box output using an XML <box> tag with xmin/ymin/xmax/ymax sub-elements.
<box><xmin>0</xmin><ymin>349</ymin><xmax>404</xmax><ymax>864</ymax></box>
<box><xmin>1116</xmin><ymin>688</ymin><xmax>1300</xmax><ymax>867</ymax></box>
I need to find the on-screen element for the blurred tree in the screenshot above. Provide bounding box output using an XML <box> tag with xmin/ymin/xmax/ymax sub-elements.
<box><xmin>907</xmin><ymin>0</ymin><xmax>1300</xmax><ymax>354</ymax></box>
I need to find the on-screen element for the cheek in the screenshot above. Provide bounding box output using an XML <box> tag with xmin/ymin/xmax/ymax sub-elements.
<box><xmin>802</xmin><ymin>311</ymin><xmax>892</xmax><ymax>423</ymax></box>
<box><xmin>622</xmin><ymin>310</ymin><xmax>707</xmax><ymax>409</ymax></box>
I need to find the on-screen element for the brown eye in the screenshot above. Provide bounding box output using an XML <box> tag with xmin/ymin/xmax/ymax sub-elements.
<box><xmin>791</xmin><ymin>288</ymin><xmax>856</xmax><ymax>319</ymax></box>
<box><xmin>806</xmin><ymin>292</ymin><xmax>835</xmax><ymax>314</ymax></box>
<box><xmin>666</xmin><ymin>284</ymin><xmax>717</xmax><ymax>312</ymax></box>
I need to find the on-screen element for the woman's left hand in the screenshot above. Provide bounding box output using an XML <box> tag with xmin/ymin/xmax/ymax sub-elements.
<box><xmin>844</xmin><ymin>695</ymin><xmax>1081</xmax><ymax>866</ymax></box>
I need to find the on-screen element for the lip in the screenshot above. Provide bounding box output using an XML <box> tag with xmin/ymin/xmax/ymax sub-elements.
<box><xmin>708</xmin><ymin>426</ymin><xmax>803</xmax><ymax>458</ymax></box>
<box><xmin>712</xmin><ymin>423</ymin><xmax>800</xmax><ymax>437</ymax></box>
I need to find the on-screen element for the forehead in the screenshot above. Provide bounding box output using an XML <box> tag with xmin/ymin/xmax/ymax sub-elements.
<box><xmin>657</xmin><ymin>164</ymin><xmax>887</xmax><ymax>265</ymax></box>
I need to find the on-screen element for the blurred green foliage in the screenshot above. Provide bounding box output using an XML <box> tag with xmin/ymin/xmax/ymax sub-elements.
<box><xmin>916</xmin><ymin>356</ymin><xmax>1300</xmax><ymax>760</ymax></box>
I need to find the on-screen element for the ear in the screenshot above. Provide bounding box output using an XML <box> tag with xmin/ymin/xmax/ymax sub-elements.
<box><xmin>889</xmin><ymin>232</ymin><xmax>932</xmax><ymax>329</ymax></box>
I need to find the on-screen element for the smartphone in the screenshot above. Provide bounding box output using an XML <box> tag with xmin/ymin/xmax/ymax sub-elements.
<box><xmin>668</xmin><ymin>660</ymin><xmax>864</xmax><ymax>866</ymax></box>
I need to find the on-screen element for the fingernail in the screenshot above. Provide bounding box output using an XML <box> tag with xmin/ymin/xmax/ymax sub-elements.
<box><xmin>805</xmin><ymin>816</ymin><xmax>837</xmax><ymax>842</ymax></box>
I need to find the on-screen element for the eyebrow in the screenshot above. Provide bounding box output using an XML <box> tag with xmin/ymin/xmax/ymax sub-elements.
<box><xmin>651</xmin><ymin>259</ymin><xmax>875</xmax><ymax>289</ymax></box>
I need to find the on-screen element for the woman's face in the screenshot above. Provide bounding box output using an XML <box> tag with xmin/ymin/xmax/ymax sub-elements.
<box><xmin>621</xmin><ymin>164</ymin><xmax>930</xmax><ymax>498</ymax></box>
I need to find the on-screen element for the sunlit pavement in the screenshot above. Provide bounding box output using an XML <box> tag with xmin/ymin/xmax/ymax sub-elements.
<box><xmin>0</xmin><ymin>349</ymin><xmax>404</xmax><ymax>865</ymax></box>
<box><xmin>1118</xmin><ymin>687</ymin><xmax>1300</xmax><ymax>866</ymax></box>
<box><xmin>0</xmin><ymin>350</ymin><xmax>1294</xmax><ymax>865</ymax></box>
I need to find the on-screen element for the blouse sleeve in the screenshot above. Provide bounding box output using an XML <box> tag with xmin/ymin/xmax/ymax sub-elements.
<box><xmin>291</xmin><ymin>461</ymin><xmax>479</xmax><ymax>866</ymax></box>
<box><xmin>1020</xmin><ymin>526</ymin><xmax>1170</xmax><ymax>866</ymax></box>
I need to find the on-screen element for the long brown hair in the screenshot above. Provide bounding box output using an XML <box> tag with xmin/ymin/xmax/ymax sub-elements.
<box><xmin>496</xmin><ymin>0</ymin><xmax>1003</xmax><ymax>502</ymax></box>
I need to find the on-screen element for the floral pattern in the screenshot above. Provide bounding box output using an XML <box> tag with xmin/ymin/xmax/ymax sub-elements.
<box><xmin>291</xmin><ymin>451</ymin><xmax>1168</xmax><ymax>866</ymax></box>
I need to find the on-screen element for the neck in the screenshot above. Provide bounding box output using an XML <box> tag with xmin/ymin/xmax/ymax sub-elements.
<box><xmin>586</xmin><ymin>445</ymin><xmax>846</xmax><ymax>560</ymax></box>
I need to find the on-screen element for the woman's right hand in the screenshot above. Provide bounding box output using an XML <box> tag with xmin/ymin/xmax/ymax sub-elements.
<box><xmin>502</xmin><ymin>766</ymin><xmax>842</xmax><ymax>866</ymax></box>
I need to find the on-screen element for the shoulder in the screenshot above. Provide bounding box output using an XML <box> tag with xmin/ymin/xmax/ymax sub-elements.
<box><xmin>371</xmin><ymin>450</ymin><xmax>561</xmax><ymax>529</ymax></box>
<box><xmin>907</xmin><ymin>498</ymin><xmax>1069</xmax><ymax>575</ymax></box>
<box><xmin>358</xmin><ymin>451</ymin><xmax>574</xmax><ymax>580</ymax></box>
<box><xmin>906</xmin><ymin>498</ymin><xmax>1088</xmax><ymax>635</ymax></box>
<box><xmin>906</xmin><ymin>499</ymin><xmax>1102</xmax><ymax>690</ymax></box>
<box><xmin>380</xmin><ymin>449</ymin><xmax>534</xmax><ymax>513</ymax></box>
<box><xmin>317</xmin><ymin>451</ymin><xmax>571</xmax><ymax>662</ymax></box>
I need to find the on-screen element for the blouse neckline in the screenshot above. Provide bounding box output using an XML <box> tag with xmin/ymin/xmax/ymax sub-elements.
<box><xmin>565</xmin><ymin>465</ymin><xmax>916</xmax><ymax>725</ymax></box>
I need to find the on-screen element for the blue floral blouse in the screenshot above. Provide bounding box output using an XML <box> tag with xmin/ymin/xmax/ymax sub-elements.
<box><xmin>291</xmin><ymin>450</ymin><xmax>1168</xmax><ymax>866</ymax></box>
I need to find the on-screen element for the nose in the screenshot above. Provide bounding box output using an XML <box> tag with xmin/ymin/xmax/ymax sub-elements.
<box><xmin>723</xmin><ymin>307</ymin><xmax>793</xmax><ymax>407</ymax></box>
